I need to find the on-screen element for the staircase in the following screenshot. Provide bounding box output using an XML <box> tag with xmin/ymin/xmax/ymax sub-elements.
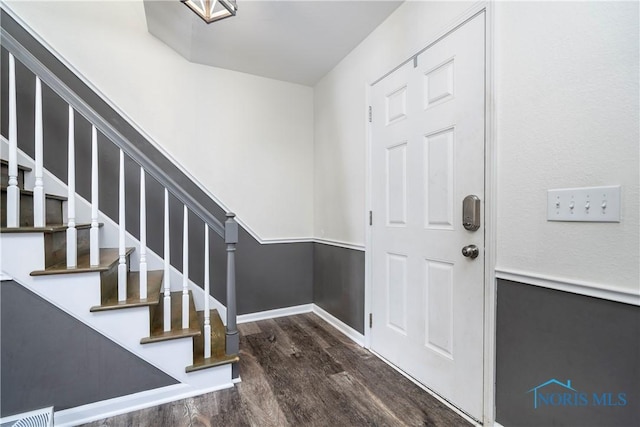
<box><xmin>1</xmin><ymin>24</ymin><xmax>240</xmax><ymax>425</ymax></box>
<box><xmin>0</xmin><ymin>153</ymin><xmax>238</xmax><ymax>375</ymax></box>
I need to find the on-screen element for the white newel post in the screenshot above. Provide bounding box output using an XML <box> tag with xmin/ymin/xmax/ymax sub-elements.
<box><xmin>139</xmin><ymin>167</ymin><xmax>148</xmax><ymax>299</ymax></box>
<box><xmin>118</xmin><ymin>149</ymin><xmax>127</xmax><ymax>301</ymax></box>
<box><xmin>6</xmin><ymin>53</ymin><xmax>20</xmax><ymax>228</ymax></box>
<box><xmin>33</xmin><ymin>77</ymin><xmax>45</xmax><ymax>227</ymax></box>
<box><xmin>204</xmin><ymin>225</ymin><xmax>211</xmax><ymax>358</ymax></box>
<box><xmin>182</xmin><ymin>205</ymin><xmax>190</xmax><ymax>329</ymax></box>
<box><xmin>90</xmin><ymin>126</ymin><xmax>100</xmax><ymax>266</ymax></box>
<box><xmin>66</xmin><ymin>106</ymin><xmax>77</xmax><ymax>268</ymax></box>
<box><xmin>163</xmin><ymin>188</ymin><xmax>171</xmax><ymax>332</ymax></box>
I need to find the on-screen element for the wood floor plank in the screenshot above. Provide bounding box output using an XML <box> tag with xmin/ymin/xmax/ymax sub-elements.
<box><xmin>272</xmin><ymin>316</ymin><xmax>344</xmax><ymax>377</ymax></box>
<box><xmin>299</xmin><ymin>311</ymin><xmax>361</xmax><ymax>348</ymax></box>
<box><xmin>82</xmin><ymin>313</ymin><xmax>472</xmax><ymax>427</ymax></box>
<box><xmin>244</xmin><ymin>317</ymin><xmax>390</xmax><ymax>426</ymax></box>
<box><xmin>236</xmin><ymin>344</ymin><xmax>290</xmax><ymax>427</ymax></box>
<box><xmin>243</xmin><ymin>332</ymin><xmax>340</xmax><ymax>425</ymax></box>
<box><xmin>182</xmin><ymin>397</ymin><xmax>213</xmax><ymax>427</ymax></box>
<box><xmin>328</xmin><ymin>370</ymin><xmax>407</xmax><ymax>426</ymax></box>
<box><xmin>288</xmin><ymin>312</ymin><xmax>337</xmax><ymax>350</ymax></box>
<box><xmin>251</xmin><ymin>318</ymin><xmax>298</xmax><ymax>354</ymax></box>
<box><xmin>237</xmin><ymin>321</ymin><xmax>261</xmax><ymax>336</ymax></box>
<box><xmin>205</xmin><ymin>388</ymin><xmax>250</xmax><ymax>427</ymax></box>
<box><xmin>324</xmin><ymin>337</ymin><xmax>468</xmax><ymax>426</ymax></box>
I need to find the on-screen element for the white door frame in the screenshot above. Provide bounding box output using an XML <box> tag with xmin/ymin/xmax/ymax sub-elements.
<box><xmin>363</xmin><ymin>2</ymin><xmax>497</xmax><ymax>424</ymax></box>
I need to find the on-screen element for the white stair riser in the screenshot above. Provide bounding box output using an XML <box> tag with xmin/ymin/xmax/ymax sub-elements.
<box><xmin>1</xmin><ymin>233</ymin><xmax>46</xmax><ymax>276</ymax></box>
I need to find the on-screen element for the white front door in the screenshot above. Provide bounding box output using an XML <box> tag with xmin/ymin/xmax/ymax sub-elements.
<box><xmin>370</xmin><ymin>13</ymin><xmax>485</xmax><ymax>420</ymax></box>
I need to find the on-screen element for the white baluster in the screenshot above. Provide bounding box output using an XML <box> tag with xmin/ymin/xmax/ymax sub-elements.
<box><xmin>182</xmin><ymin>205</ymin><xmax>189</xmax><ymax>329</ymax></box>
<box><xmin>33</xmin><ymin>77</ymin><xmax>45</xmax><ymax>227</ymax></box>
<box><xmin>118</xmin><ymin>149</ymin><xmax>127</xmax><ymax>301</ymax></box>
<box><xmin>66</xmin><ymin>106</ymin><xmax>77</xmax><ymax>268</ymax></box>
<box><xmin>6</xmin><ymin>53</ymin><xmax>20</xmax><ymax>228</ymax></box>
<box><xmin>90</xmin><ymin>126</ymin><xmax>100</xmax><ymax>266</ymax></box>
<box><xmin>163</xmin><ymin>188</ymin><xmax>171</xmax><ymax>332</ymax></box>
<box><xmin>204</xmin><ymin>225</ymin><xmax>211</xmax><ymax>359</ymax></box>
<box><xmin>139</xmin><ymin>167</ymin><xmax>148</xmax><ymax>300</ymax></box>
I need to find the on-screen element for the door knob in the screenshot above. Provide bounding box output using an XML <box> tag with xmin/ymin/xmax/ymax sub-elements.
<box><xmin>461</xmin><ymin>244</ymin><xmax>479</xmax><ymax>259</ymax></box>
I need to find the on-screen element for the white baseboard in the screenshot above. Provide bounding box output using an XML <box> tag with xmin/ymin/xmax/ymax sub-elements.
<box><xmin>53</xmin><ymin>382</ymin><xmax>233</xmax><ymax>427</ymax></box>
<box><xmin>237</xmin><ymin>304</ymin><xmax>313</xmax><ymax>323</ymax></box>
<box><xmin>312</xmin><ymin>304</ymin><xmax>365</xmax><ymax>346</ymax></box>
<box><xmin>495</xmin><ymin>268</ymin><xmax>640</xmax><ymax>306</ymax></box>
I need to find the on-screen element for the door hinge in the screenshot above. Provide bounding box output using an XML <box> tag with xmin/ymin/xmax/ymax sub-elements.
<box><xmin>369</xmin><ymin>313</ymin><xmax>373</xmax><ymax>328</ymax></box>
<box><xmin>368</xmin><ymin>106</ymin><xmax>372</xmax><ymax>123</ymax></box>
<box><xmin>369</xmin><ymin>210</ymin><xmax>373</xmax><ymax>226</ymax></box>
<box><xmin>413</xmin><ymin>56</ymin><xmax>418</xmax><ymax>68</ymax></box>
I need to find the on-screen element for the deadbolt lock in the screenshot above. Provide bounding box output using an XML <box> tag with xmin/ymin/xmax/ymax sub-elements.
<box><xmin>462</xmin><ymin>195</ymin><xmax>481</xmax><ymax>231</ymax></box>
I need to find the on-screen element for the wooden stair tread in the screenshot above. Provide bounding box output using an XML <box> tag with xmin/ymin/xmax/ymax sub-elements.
<box><xmin>186</xmin><ymin>309</ymin><xmax>238</xmax><ymax>373</ymax></box>
<box><xmin>141</xmin><ymin>291</ymin><xmax>201</xmax><ymax>344</ymax></box>
<box><xmin>1</xmin><ymin>186</ymin><xmax>67</xmax><ymax>201</ymax></box>
<box><xmin>30</xmin><ymin>247</ymin><xmax>134</xmax><ymax>276</ymax></box>
<box><xmin>186</xmin><ymin>354</ymin><xmax>239</xmax><ymax>373</ymax></box>
<box><xmin>1</xmin><ymin>223</ymin><xmax>101</xmax><ymax>233</ymax></box>
<box><xmin>0</xmin><ymin>159</ymin><xmax>31</xmax><ymax>171</ymax></box>
<box><xmin>90</xmin><ymin>270</ymin><xmax>164</xmax><ymax>312</ymax></box>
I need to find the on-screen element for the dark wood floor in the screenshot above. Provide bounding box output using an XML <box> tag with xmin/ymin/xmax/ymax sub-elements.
<box><xmin>83</xmin><ymin>313</ymin><xmax>472</xmax><ymax>426</ymax></box>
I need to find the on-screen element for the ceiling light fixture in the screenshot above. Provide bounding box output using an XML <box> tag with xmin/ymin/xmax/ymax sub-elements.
<box><xmin>181</xmin><ymin>0</ymin><xmax>238</xmax><ymax>24</ymax></box>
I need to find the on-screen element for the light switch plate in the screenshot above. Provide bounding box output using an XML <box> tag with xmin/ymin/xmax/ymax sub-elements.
<box><xmin>547</xmin><ymin>186</ymin><xmax>621</xmax><ymax>222</ymax></box>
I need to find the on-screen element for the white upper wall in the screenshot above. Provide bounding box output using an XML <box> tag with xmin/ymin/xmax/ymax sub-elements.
<box><xmin>8</xmin><ymin>1</ymin><xmax>639</xmax><ymax>292</ymax></box>
<box><xmin>315</xmin><ymin>1</ymin><xmax>639</xmax><ymax>291</ymax></box>
<box><xmin>495</xmin><ymin>1</ymin><xmax>639</xmax><ymax>291</ymax></box>
<box><xmin>314</xmin><ymin>0</ymin><xmax>475</xmax><ymax>246</ymax></box>
<box><xmin>6</xmin><ymin>0</ymin><xmax>314</xmax><ymax>240</ymax></box>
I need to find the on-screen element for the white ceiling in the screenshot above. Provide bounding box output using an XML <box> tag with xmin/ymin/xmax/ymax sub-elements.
<box><xmin>143</xmin><ymin>0</ymin><xmax>403</xmax><ymax>86</ymax></box>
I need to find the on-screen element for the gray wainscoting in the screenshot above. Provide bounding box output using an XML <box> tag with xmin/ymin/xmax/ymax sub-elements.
<box><xmin>313</xmin><ymin>243</ymin><xmax>365</xmax><ymax>334</ymax></box>
<box><xmin>496</xmin><ymin>279</ymin><xmax>639</xmax><ymax>427</ymax></box>
<box><xmin>0</xmin><ymin>280</ymin><xmax>178</xmax><ymax>417</ymax></box>
<box><xmin>0</xmin><ymin>10</ymin><xmax>313</xmax><ymax>315</ymax></box>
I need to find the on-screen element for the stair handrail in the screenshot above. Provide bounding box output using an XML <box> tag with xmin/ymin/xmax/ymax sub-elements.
<box><xmin>1</xmin><ymin>22</ymin><xmax>239</xmax><ymax>357</ymax></box>
<box><xmin>0</xmin><ymin>28</ymin><xmax>225</xmax><ymax>238</ymax></box>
